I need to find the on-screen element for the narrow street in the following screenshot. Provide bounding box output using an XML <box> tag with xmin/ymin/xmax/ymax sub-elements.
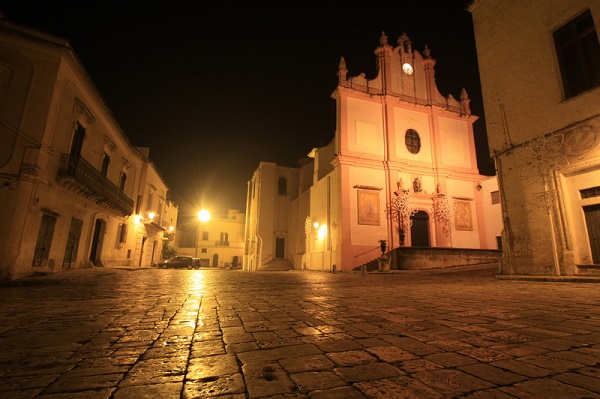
<box><xmin>1</xmin><ymin>266</ymin><xmax>600</xmax><ymax>398</ymax></box>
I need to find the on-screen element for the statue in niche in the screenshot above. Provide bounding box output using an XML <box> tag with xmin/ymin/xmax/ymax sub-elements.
<box><xmin>413</xmin><ymin>177</ymin><xmax>422</xmax><ymax>193</ymax></box>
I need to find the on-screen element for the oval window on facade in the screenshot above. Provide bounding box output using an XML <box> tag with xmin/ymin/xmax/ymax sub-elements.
<box><xmin>405</xmin><ymin>129</ymin><xmax>421</xmax><ymax>154</ymax></box>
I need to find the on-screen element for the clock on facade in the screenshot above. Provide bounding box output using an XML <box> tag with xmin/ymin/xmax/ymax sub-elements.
<box><xmin>402</xmin><ymin>63</ymin><xmax>413</xmax><ymax>75</ymax></box>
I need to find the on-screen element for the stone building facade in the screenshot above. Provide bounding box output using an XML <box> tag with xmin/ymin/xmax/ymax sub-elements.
<box><xmin>0</xmin><ymin>19</ymin><xmax>177</xmax><ymax>280</ymax></box>
<box><xmin>245</xmin><ymin>32</ymin><xmax>502</xmax><ymax>272</ymax></box>
<box><xmin>468</xmin><ymin>0</ymin><xmax>600</xmax><ymax>275</ymax></box>
<box><xmin>176</xmin><ymin>209</ymin><xmax>245</xmax><ymax>268</ymax></box>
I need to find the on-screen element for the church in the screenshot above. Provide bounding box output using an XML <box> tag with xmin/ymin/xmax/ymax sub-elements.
<box><xmin>244</xmin><ymin>32</ymin><xmax>502</xmax><ymax>272</ymax></box>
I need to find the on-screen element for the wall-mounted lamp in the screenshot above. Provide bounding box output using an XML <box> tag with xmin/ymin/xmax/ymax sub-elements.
<box><xmin>317</xmin><ymin>224</ymin><xmax>327</xmax><ymax>240</ymax></box>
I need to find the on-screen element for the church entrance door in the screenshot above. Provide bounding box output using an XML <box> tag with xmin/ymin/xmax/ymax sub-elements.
<box><xmin>410</xmin><ymin>211</ymin><xmax>430</xmax><ymax>247</ymax></box>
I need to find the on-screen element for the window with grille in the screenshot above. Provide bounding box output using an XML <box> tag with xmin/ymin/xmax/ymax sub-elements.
<box><xmin>405</xmin><ymin>129</ymin><xmax>421</xmax><ymax>154</ymax></box>
<box><xmin>553</xmin><ymin>9</ymin><xmax>600</xmax><ymax>98</ymax></box>
<box><xmin>491</xmin><ymin>190</ymin><xmax>501</xmax><ymax>204</ymax></box>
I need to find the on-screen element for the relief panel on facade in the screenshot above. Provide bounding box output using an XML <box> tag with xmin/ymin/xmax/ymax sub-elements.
<box><xmin>346</xmin><ymin>97</ymin><xmax>383</xmax><ymax>155</ymax></box>
<box><xmin>439</xmin><ymin>117</ymin><xmax>470</xmax><ymax>168</ymax></box>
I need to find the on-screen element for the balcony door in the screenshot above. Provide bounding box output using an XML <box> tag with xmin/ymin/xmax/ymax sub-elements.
<box><xmin>70</xmin><ymin>123</ymin><xmax>85</xmax><ymax>157</ymax></box>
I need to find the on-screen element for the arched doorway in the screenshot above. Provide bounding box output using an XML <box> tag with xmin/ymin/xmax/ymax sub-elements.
<box><xmin>410</xmin><ymin>211</ymin><xmax>430</xmax><ymax>247</ymax></box>
<box><xmin>90</xmin><ymin>219</ymin><xmax>106</xmax><ymax>266</ymax></box>
<box><xmin>212</xmin><ymin>254</ymin><xmax>219</xmax><ymax>268</ymax></box>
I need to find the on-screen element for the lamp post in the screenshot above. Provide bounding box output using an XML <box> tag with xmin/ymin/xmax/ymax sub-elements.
<box><xmin>385</xmin><ymin>180</ymin><xmax>417</xmax><ymax>246</ymax></box>
<box><xmin>196</xmin><ymin>209</ymin><xmax>211</xmax><ymax>258</ymax></box>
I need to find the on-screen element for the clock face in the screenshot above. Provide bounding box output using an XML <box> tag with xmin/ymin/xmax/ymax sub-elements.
<box><xmin>402</xmin><ymin>63</ymin><xmax>413</xmax><ymax>75</ymax></box>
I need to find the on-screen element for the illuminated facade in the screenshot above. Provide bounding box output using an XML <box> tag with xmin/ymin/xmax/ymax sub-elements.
<box><xmin>469</xmin><ymin>1</ymin><xmax>600</xmax><ymax>275</ymax></box>
<box><xmin>245</xmin><ymin>32</ymin><xmax>502</xmax><ymax>272</ymax></box>
<box><xmin>0</xmin><ymin>19</ymin><xmax>177</xmax><ymax>280</ymax></box>
<box><xmin>176</xmin><ymin>209</ymin><xmax>245</xmax><ymax>268</ymax></box>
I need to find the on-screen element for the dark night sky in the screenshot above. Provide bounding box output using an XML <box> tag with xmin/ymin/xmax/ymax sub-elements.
<box><xmin>1</xmin><ymin>0</ymin><xmax>494</xmax><ymax>218</ymax></box>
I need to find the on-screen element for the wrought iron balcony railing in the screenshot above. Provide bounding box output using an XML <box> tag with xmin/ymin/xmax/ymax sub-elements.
<box><xmin>57</xmin><ymin>154</ymin><xmax>134</xmax><ymax>216</ymax></box>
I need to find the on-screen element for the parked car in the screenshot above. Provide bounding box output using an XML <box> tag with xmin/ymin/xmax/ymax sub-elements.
<box><xmin>192</xmin><ymin>258</ymin><xmax>201</xmax><ymax>269</ymax></box>
<box><xmin>158</xmin><ymin>256</ymin><xmax>194</xmax><ymax>269</ymax></box>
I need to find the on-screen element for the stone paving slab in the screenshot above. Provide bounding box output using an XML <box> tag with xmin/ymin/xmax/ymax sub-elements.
<box><xmin>1</xmin><ymin>265</ymin><xmax>600</xmax><ymax>398</ymax></box>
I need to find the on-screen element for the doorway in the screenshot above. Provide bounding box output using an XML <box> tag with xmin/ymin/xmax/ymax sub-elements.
<box><xmin>90</xmin><ymin>219</ymin><xmax>106</xmax><ymax>266</ymax></box>
<box><xmin>410</xmin><ymin>211</ymin><xmax>430</xmax><ymax>247</ymax></box>
<box><xmin>275</xmin><ymin>237</ymin><xmax>285</xmax><ymax>258</ymax></box>
<box><xmin>63</xmin><ymin>217</ymin><xmax>83</xmax><ymax>269</ymax></box>
<box><xmin>139</xmin><ymin>236</ymin><xmax>147</xmax><ymax>266</ymax></box>
<box><xmin>584</xmin><ymin>204</ymin><xmax>600</xmax><ymax>263</ymax></box>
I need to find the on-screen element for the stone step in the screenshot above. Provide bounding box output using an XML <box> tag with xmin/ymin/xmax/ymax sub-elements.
<box><xmin>259</xmin><ymin>259</ymin><xmax>294</xmax><ymax>271</ymax></box>
<box><xmin>577</xmin><ymin>264</ymin><xmax>600</xmax><ymax>276</ymax></box>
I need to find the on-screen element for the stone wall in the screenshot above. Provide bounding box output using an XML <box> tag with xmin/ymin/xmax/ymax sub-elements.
<box><xmin>390</xmin><ymin>247</ymin><xmax>502</xmax><ymax>270</ymax></box>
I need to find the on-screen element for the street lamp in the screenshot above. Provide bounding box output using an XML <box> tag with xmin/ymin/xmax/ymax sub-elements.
<box><xmin>196</xmin><ymin>209</ymin><xmax>211</xmax><ymax>257</ymax></box>
<box><xmin>198</xmin><ymin>209</ymin><xmax>210</xmax><ymax>223</ymax></box>
<box><xmin>385</xmin><ymin>180</ymin><xmax>417</xmax><ymax>246</ymax></box>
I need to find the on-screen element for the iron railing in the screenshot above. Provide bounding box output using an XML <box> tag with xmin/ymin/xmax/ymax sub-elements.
<box><xmin>57</xmin><ymin>154</ymin><xmax>134</xmax><ymax>216</ymax></box>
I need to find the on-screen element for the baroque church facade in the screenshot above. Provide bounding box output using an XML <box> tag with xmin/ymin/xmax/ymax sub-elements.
<box><xmin>244</xmin><ymin>32</ymin><xmax>502</xmax><ymax>272</ymax></box>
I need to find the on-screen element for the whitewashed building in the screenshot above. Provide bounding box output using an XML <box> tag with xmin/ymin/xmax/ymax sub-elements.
<box><xmin>177</xmin><ymin>209</ymin><xmax>245</xmax><ymax>268</ymax></box>
<box><xmin>0</xmin><ymin>19</ymin><xmax>177</xmax><ymax>280</ymax></box>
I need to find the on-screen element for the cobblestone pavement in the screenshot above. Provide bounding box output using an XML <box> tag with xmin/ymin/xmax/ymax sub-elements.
<box><xmin>1</xmin><ymin>265</ymin><xmax>600</xmax><ymax>399</ymax></box>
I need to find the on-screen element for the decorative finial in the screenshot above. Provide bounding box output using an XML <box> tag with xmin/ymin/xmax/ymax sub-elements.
<box><xmin>460</xmin><ymin>88</ymin><xmax>469</xmax><ymax>100</ymax></box>
<box><xmin>379</xmin><ymin>31</ymin><xmax>388</xmax><ymax>46</ymax></box>
<box><xmin>423</xmin><ymin>45</ymin><xmax>431</xmax><ymax>58</ymax></box>
<box><xmin>337</xmin><ymin>56</ymin><xmax>348</xmax><ymax>84</ymax></box>
<box><xmin>397</xmin><ymin>32</ymin><xmax>412</xmax><ymax>53</ymax></box>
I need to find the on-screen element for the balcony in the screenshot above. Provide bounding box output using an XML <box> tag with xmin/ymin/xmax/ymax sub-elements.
<box><xmin>57</xmin><ymin>154</ymin><xmax>134</xmax><ymax>217</ymax></box>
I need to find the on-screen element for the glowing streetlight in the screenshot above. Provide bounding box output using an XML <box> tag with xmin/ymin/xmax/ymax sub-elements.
<box><xmin>198</xmin><ymin>209</ymin><xmax>211</xmax><ymax>222</ymax></box>
<box><xmin>196</xmin><ymin>209</ymin><xmax>211</xmax><ymax>257</ymax></box>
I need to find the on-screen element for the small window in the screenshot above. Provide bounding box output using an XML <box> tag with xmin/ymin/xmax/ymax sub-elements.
<box><xmin>491</xmin><ymin>190</ymin><xmax>501</xmax><ymax>204</ymax></box>
<box><xmin>119</xmin><ymin>223</ymin><xmax>128</xmax><ymax>243</ymax></box>
<box><xmin>405</xmin><ymin>129</ymin><xmax>421</xmax><ymax>154</ymax></box>
<box><xmin>581</xmin><ymin>186</ymin><xmax>600</xmax><ymax>199</ymax></box>
<box><xmin>201</xmin><ymin>248</ymin><xmax>207</xmax><ymax>254</ymax></box>
<box><xmin>278</xmin><ymin>177</ymin><xmax>287</xmax><ymax>195</ymax></box>
<box><xmin>553</xmin><ymin>9</ymin><xmax>600</xmax><ymax>98</ymax></box>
